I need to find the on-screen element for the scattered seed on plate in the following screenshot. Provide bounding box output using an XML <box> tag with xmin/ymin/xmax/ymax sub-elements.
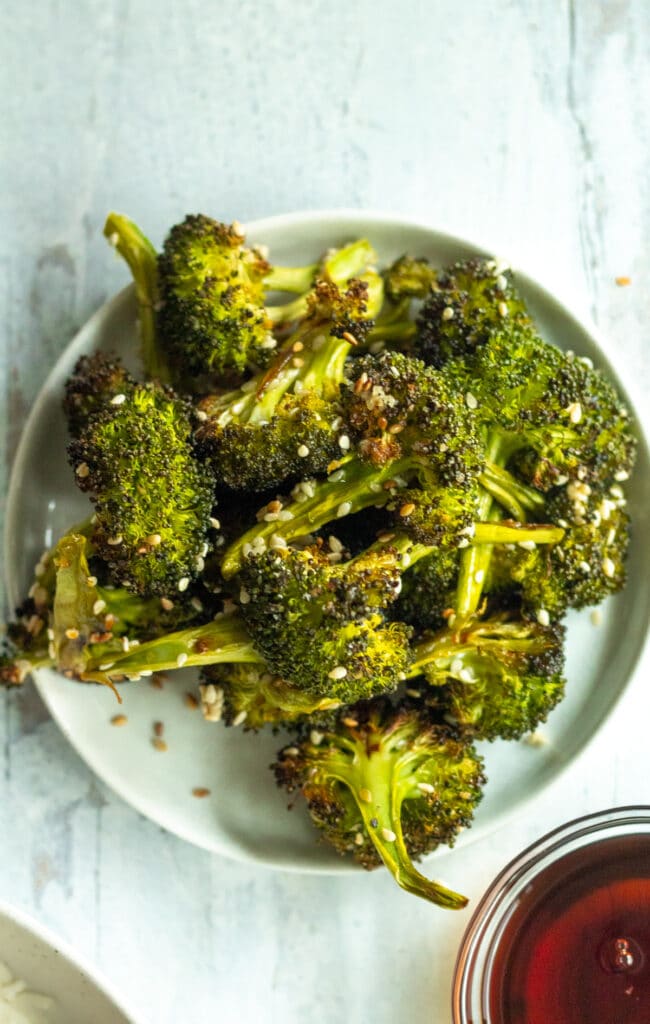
<box><xmin>153</xmin><ymin>721</ymin><xmax>164</xmax><ymax>738</ymax></box>
<box><xmin>111</xmin><ymin>714</ymin><xmax>128</xmax><ymax>727</ymax></box>
<box><xmin>184</xmin><ymin>692</ymin><xmax>199</xmax><ymax>710</ymax></box>
<box><xmin>192</xmin><ymin>787</ymin><xmax>211</xmax><ymax>798</ymax></box>
<box><xmin>152</xmin><ymin>737</ymin><xmax>168</xmax><ymax>752</ymax></box>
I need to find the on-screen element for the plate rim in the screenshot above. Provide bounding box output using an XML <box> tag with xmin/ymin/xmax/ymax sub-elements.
<box><xmin>5</xmin><ymin>209</ymin><xmax>650</xmax><ymax>872</ymax></box>
<box><xmin>0</xmin><ymin>898</ymin><xmax>143</xmax><ymax>1023</ymax></box>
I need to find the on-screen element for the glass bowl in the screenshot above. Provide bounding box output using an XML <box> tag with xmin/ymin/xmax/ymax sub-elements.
<box><xmin>452</xmin><ymin>806</ymin><xmax>650</xmax><ymax>1023</ymax></box>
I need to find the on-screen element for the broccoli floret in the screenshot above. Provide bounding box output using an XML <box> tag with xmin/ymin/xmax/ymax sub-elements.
<box><xmin>220</xmin><ymin>351</ymin><xmax>484</xmax><ymax>577</ymax></box>
<box><xmin>486</xmin><ymin>480</ymin><xmax>630</xmax><ymax>617</ymax></box>
<box><xmin>415</xmin><ymin>257</ymin><xmax>530</xmax><ymax>368</ymax></box>
<box><xmin>66</xmin><ymin>356</ymin><xmax>215</xmax><ymax>596</ymax></box>
<box><xmin>273</xmin><ymin>697</ymin><xmax>485</xmax><ymax>908</ymax></box>
<box><xmin>64</xmin><ymin>353</ymin><xmax>135</xmax><ymax>439</ymax></box>
<box><xmin>410</xmin><ymin>610</ymin><xmax>566</xmax><ymax>740</ymax></box>
<box><xmin>392</xmin><ymin>549</ymin><xmax>459</xmax><ymax>632</ymax></box>
<box><xmin>237</xmin><ymin>544</ymin><xmax>411</xmax><ymax>701</ymax></box>
<box><xmin>195</xmin><ymin>277</ymin><xmax>378</xmax><ymax>490</ymax></box>
<box><xmin>199</xmin><ymin>664</ymin><xmax>342</xmax><ymax>731</ymax></box>
<box><xmin>383</xmin><ymin>254</ymin><xmax>437</xmax><ymax>302</ymax></box>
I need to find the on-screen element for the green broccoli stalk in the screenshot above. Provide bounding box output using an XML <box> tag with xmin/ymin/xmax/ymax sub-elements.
<box><xmin>273</xmin><ymin>698</ymin><xmax>485</xmax><ymax>909</ymax></box>
<box><xmin>408</xmin><ymin>611</ymin><xmax>566</xmax><ymax>740</ymax></box>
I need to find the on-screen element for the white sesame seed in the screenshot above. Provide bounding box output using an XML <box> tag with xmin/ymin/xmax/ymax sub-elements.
<box><xmin>110</xmin><ymin>393</ymin><xmax>126</xmax><ymax>406</ymax></box>
<box><xmin>518</xmin><ymin>540</ymin><xmax>537</xmax><ymax>551</ymax></box>
<box><xmin>239</xmin><ymin>588</ymin><xmax>251</xmax><ymax>605</ymax></box>
<box><xmin>209</xmin><ymin>517</ymin><xmax>221</xmax><ymax>530</ymax></box>
<box><xmin>381</xmin><ymin>828</ymin><xmax>397</xmax><ymax>842</ymax></box>
<box><xmin>606</xmin><ymin>527</ymin><xmax>617</xmax><ymax>546</ymax></box>
<box><xmin>614</xmin><ymin>469</ymin><xmax>629</xmax><ymax>482</ymax></box>
<box><xmin>146</xmin><ymin>533</ymin><xmax>162</xmax><ymax>547</ymax></box>
<box><xmin>497</xmin><ymin>300</ymin><xmax>508</xmax><ymax>317</ymax></box>
<box><xmin>566</xmin><ymin>402</ymin><xmax>582</xmax><ymax>424</ymax></box>
<box><xmin>338</xmin><ymin>434</ymin><xmax>350</xmax><ymax>451</ymax></box>
<box><xmin>337</xmin><ymin>501</ymin><xmax>352</xmax><ymax>518</ymax></box>
<box><xmin>417</xmin><ymin>782</ymin><xmax>435</xmax><ymax>794</ymax></box>
<box><xmin>457</xmin><ymin>538</ymin><xmax>470</xmax><ymax>549</ymax></box>
<box><xmin>578</xmin><ymin>560</ymin><xmax>591</xmax><ymax>574</ymax></box>
<box><xmin>278</xmin><ymin>509</ymin><xmax>294</xmax><ymax>521</ymax></box>
<box><xmin>610</xmin><ymin>484</ymin><xmax>624</xmax><ymax>499</ymax></box>
<box><xmin>121</xmin><ymin>636</ymin><xmax>130</xmax><ymax>653</ymax></box>
<box><xmin>99</xmin><ymin>662</ymin><xmax>115</xmax><ymax>671</ymax></box>
<box><xmin>474</xmin><ymin>569</ymin><xmax>485</xmax><ymax>584</ymax></box>
<box><xmin>297</xmin><ymin>444</ymin><xmax>310</xmax><ymax>458</ymax></box>
<box><xmin>260</xmin><ymin>334</ymin><xmax>277</xmax><ymax>350</ymax></box>
<box><xmin>107</xmin><ymin>535</ymin><xmax>123</xmax><ymax>546</ymax></box>
<box><xmin>201</xmin><ymin>684</ymin><xmax>218</xmax><ymax>705</ymax></box>
<box><xmin>65</xmin><ymin>628</ymin><xmax>79</xmax><ymax>640</ymax></box>
<box><xmin>270</xmin><ymin>534</ymin><xmax>287</xmax><ymax>549</ymax></box>
<box><xmin>232</xmin><ymin>710</ymin><xmax>248</xmax><ymax>727</ymax></box>
<box><xmin>441</xmin><ymin>306</ymin><xmax>455</xmax><ymax>321</ymax></box>
<box><xmin>458</xmin><ymin>668</ymin><xmax>475</xmax><ymax>684</ymax></box>
<box><xmin>160</xmin><ymin>597</ymin><xmax>174</xmax><ymax>612</ymax></box>
<box><xmin>465</xmin><ymin>391</ymin><xmax>478</xmax><ymax>410</ymax></box>
<box><xmin>176</xmin><ymin>652</ymin><xmax>188</xmax><ymax>668</ymax></box>
<box><xmin>602</xmin><ymin>556</ymin><xmax>616</xmax><ymax>578</ymax></box>
<box><xmin>283</xmin><ymin>746</ymin><xmax>300</xmax><ymax>757</ymax></box>
<box><xmin>328</xmin><ymin>535</ymin><xmax>344</xmax><ymax>553</ymax></box>
<box><xmin>178</xmin><ymin>577</ymin><xmax>190</xmax><ymax>592</ymax></box>
<box><xmin>92</xmin><ymin>599</ymin><xmax>107</xmax><ymax>616</ymax></box>
<box><xmin>75</xmin><ymin>462</ymin><xmax>90</xmax><ymax>478</ymax></box>
<box><xmin>359</xmin><ymin>788</ymin><xmax>373</xmax><ymax>803</ymax></box>
<box><xmin>536</xmin><ymin>608</ymin><xmax>550</xmax><ymax>627</ymax></box>
<box><xmin>328</xmin><ymin>665</ymin><xmax>347</xmax><ymax>680</ymax></box>
<box><xmin>310</xmin><ymin>730</ymin><xmax>324</xmax><ymax>746</ymax></box>
<box><xmin>242</xmin><ymin>542</ymin><xmax>252</xmax><ymax>558</ymax></box>
<box><xmin>590</xmin><ymin>609</ymin><xmax>602</xmax><ymax>627</ymax></box>
<box><xmin>195</xmin><ymin>409</ymin><xmax>208</xmax><ymax>422</ymax></box>
<box><xmin>496</xmin><ymin>274</ymin><xmax>508</xmax><ymax>291</ymax></box>
<box><xmin>354</xmin><ymin>832</ymin><xmax>364</xmax><ymax>846</ymax></box>
<box><xmin>263</xmin><ymin>511</ymin><xmax>279</xmax><ymax>522</ymax></box>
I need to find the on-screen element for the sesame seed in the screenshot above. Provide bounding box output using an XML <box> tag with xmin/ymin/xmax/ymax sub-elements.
<box><xmin>176</xmin><ymin>652</ymin><xmax>188</xmax><ymax>668</ymax></box>
<box><xmin>121</xmin><ymin>636</ymin><xmax>130</xmax><ymax>653</ymax></box>
<box><xmin>297</xmin><ymin>444</ymin><xmax>310</xmax><ymax>458</ymax></box>
<box><xmin>160</xmin><ymin>597</ymin><xmax>174</xmax><ymax>612</ymax></box>
<box><xmin>450</xmin><ymin>657</ymin><xmax>464</xmax><ymax>675</ymax></box>
<box><xmin>209</xmin><ymin>517</ymin><xmax>221</xmax><ymax>530</ymax></box>
<box><xmin>338</xmin><ymin>434</ymin><xmax>350</xmax><ymax>450</ymax></box>
<box><xmin>536</xmin><ymin>608</ymin><xmax>550</xmax><ymax>627</ymax></box>
<box><xmin>283</xmin><ymin>747</ymin><xmax>300</xmax><ymax>757</ymax></box>
<box><xmin>567</xmin><ymin>402</ymin><xmax>582</xmax><ymax>424</ymax></box>
<box><xmin>278</xmin><ymin>509</ymin><xmax>294</xmax><ymax>521</ymax></box>
<box><xmin>614</xmin><ymin>469</ymin><xmax>629</xmax><ymax>482</ymax></box>
<box><xmin>328</xmin><ymin>535</ymin><xmax>344</xmax><ymax>553</ymax></box>
<box><xmin>111</xmin><ymin>714</ymin><xmax>128</xmax><ymax>726</ymax></box>
<box><xmin>65</xmin><ymin>628</ymin><xmax>79</xmax><ymax>640</ymax></box>
<box><xmin>270</xmin><ymin>534</ymin><xmax>287</xmax><ymax>549</ymax></box>
<box><xmin>496</xmin><ymin>274</ymin><xmax>508</xmax><ymax>291</ymax></box>
<box><xmin>474</xmin><ymin>569</ymin><xmax>485</xmax><ymax>584</ymax></box>
<box><xmin>195</xmin><ymin>409</ymin><xmax>208</xmax><ymax>422</ymax></box>
<box><xmin>192</xmin><ymin>787</ymin><xmax>211</xmax><ymax>798</ymax></box>
<box><xmin>146</xmin><ymin>533</ymin><xmax>162</xmax><ymax>546</ymax></box>
<box><xmin>107</xmin><ymin>535</ymin><xmax>123</xmax><ymax>546</ymax></box>
<box><xmin>201</xmin><ymin>684</ymin><xmax>218</xmax><ymax>705</ymax></box>
<box><xmin>354</xmin><ymin>832</ymin><xmax>364</xmax><ymax>846</ymax></box>
<box><xmin>92</xmin><ymin>599</ymin><xmax>106</xmax><ymax>616</ymax></box>
<box><xmin>525</xmin><ymin>731</ymin><xmax>548</xmax><ymax>748</ymax></box>
<box><xmin>359</xmin><ymin>788</ymin><xmax>373</xmax><ymax>803</ymax></box>
<box><xmin>232</xmin><ymin>710</ymin><xmax>247</xmax><ymax>727</ymax></box>
<box><xmin>498</xmin><ymin>301</ymin><xmax>508</xmax><ymax>317</ymax></box>
<box><xmin>518</xmin><ymin>540</ymin><xmax>537</xmax><ymax>551</ymax></box>
<box><xmin>465</xmin><ymin>392</ymin><xmax>478</xmax><ymax>410</ymax></box>
<box><xmin>458</xmin><ymin>668</ymin><xmax>475</xmax><ymax>684</ymax></box>
<box><xmin>441</xmin><ymin>306</ymin><xmax>455</xmax><ymax>321</ymax></box>
<box><xmin>178</xmin><ymin>577</ymin><xmax>190</xmax><ymax>592</ymax></box>
<box><xmin>328</xmin><ymin>665</ymin><xmax>347</xmax><ymax>680</ymax></box>
<box><xmin>578</xmin><ymin>560</ymin><xmax>591</xmax><ymax>574</ymax></box>
<box><xmin>75</xmin><ymin>462</ymin><xmax>90</xmax><ymax>478</ymax></box>
<box><xmin>99</xmin><ymin>662</ymin><xmax>115</xmax><ymax>671</ymax></box>
<box><xmin>185</xmin><ymin>692</ymin><xmax>199</xmax><ymax>710</ymax></box>
<box><xmin>606</xmin><ymin>527</ymin><xmax>617</xmax><ymax>546</ymax></box>
<box><xmin>615</xmin><ymin>275</ymin><xmax>631</xmax><ymax>286</ymax></box>
<box><xmin>417</xmin><ymin>782</ymin><xmax>435</xmax><ymax>794</ymax></box>
<box><xmin>590</xmin><ymin>609</ymin><xmax>602</xmax><ymax>627</ymax></box>
<box><xmin>152</xmin><ymin>738</ymin><xmax>168</xmax><ymax>752</ymax></box>
<box><xmin>310</xmin><ymin>730</ymin><xmax>324</xmax><ymax>746</ymax></box>
<box><xmin>381</xmin><ymin>828</ymin><xmax>397</xmax><ymax>842</ymax></box>
<box><xmin>153</xmin><ymin>721</ymin><xmax>164</xmax><ymax>738</ymax></box>
<box><xmin>602</xmin><ymin>557</ymin><xmax>616</xmax><ymax>578</ymax></box>
<box><xmin>110</xmin><ymin>393</ymin><xmax>126</xmax><ymax>406</ymax></box>
<box><xmin>292</xmin><ymin>356</ymin><xmax>304</xmax><ymax>368</ymax></box>
<box><xmin>239</xmin><ymin>588</ymin><xmax>251</xmax><ymax>605</ymax></box>
<box><xmin>337</xmin><ymin>501</ymin><xmax>352</xmax><ymax>518</ymax></box>
<box><xmin>263</xmin><ymin>511</ymin><xmax>279</xmax><ymax>522</ymax></box>
<box><xmin>399</xmin><ymin>502</ymin><xmax>416</xmax><ymax>517</ymax></box>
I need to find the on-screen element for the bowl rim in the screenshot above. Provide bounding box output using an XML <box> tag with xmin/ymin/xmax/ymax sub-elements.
<box><xmin>451</xmin><ymin>804</ymin><xmax>650</xmax><ymax>1022</ymax></box>
<box><xmin>4</xmin><ymin>209</ymin><xmax>650</xmax><ymax>870</ymax></box>
<box><xmin>0</xmin><ymin>899</ymin><xmax>143</xmax><ymax>1023</ymax></box>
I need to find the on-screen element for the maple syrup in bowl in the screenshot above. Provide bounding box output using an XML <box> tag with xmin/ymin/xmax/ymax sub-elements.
<box><xmin>452</xmin><ymin>807</ymin><xmax>650</xmax><ymax>1023</ymax></box>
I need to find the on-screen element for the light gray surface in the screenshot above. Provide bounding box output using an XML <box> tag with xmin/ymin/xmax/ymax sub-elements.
<box><xmin>1</xmin><ymin>2</ymin><xmax>649</xmax><ymax>1022</ymax></box>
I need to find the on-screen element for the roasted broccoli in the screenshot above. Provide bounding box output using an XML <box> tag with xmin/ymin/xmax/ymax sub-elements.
<box><xmin>66</xmin><ymin>354</ymin><xmax>215</xmax><ymax>596</ymax></box>
<box><xmin>274</xmin><ymin>697</ymin><xmax>485</xmax><ymax>908</ymax></box>
<box><xmin>199</xmin><ymin>664</ymin><xmax>342</xmax><ymax>730</ymax></box>
<box><xmin>409</xmin><ymin>610</ymin><xmax>566</xmax><ymax>740</ymax></box>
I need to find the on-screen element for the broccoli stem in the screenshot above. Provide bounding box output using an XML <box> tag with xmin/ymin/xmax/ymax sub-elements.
<box><xmin>82</xmin><ymin>614</ymin><xmax>264</xmax><ymax>684</ymax></box>
<box><xmin>479</xmin><ymin>461</ymin><xmax>546</xmax><ymax>518</ymax></box>
<box><xmin>318</xmin><ymin>741</ymin><xmax>467</xmax><ymax>909</ymax></box>
<box><xmin>264</xmin><ymin>264</ymin><xmax>318</xmax><ymax>294</ymax></box>
<box><xmin>103</xmin><ymin>213</ymin><xmax>168</xmax><ymax>383</ymax></box>
<box><xmin>408</xmin><ymin>624</ymin><xmax>555</xmax><ymax>679</ymax></box>
<box><xmin>266</xmin><ymin>240</ymin><xmax>377</xmax><ymax>324</ymax></box>
<box><xmin>221</xmin><ymin>456</ymin><xmax>418</xmax><ymax>579</ymax></box>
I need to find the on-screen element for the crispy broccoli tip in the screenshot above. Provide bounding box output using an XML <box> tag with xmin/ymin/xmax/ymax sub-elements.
<box><xmin>273</xmin><ymin>699</ymin><xmax>485</xmax><ymax>908</ymax></box>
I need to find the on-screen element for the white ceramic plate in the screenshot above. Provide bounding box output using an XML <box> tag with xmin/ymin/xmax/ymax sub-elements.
<box><xmin>5</xmin><ymin>211</ymin><xmax>650</xmax><ymax>871</ymax></box>
<box><xmin>0</xmin><ymin>901</ymin><xmax>138</xmax><ymax>1023</ymax></box>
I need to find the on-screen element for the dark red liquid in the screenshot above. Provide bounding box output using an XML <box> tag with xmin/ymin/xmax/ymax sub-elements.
<box><xmin>488</xmin><ymin>835</ymin><xmax>650</xmax><ymax>1023</ymax></box>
